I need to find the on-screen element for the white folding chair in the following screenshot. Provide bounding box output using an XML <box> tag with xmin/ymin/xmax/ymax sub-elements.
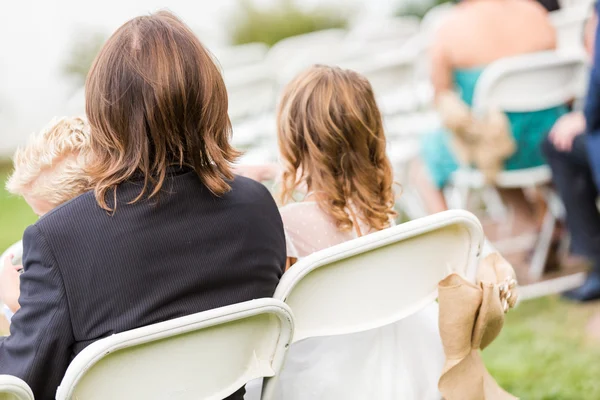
<box><xmin>549</xmin><ymin>5</ymin><xmax>594</xmax><ymax>52</ymax></box>
<box><xmin>346</xmin><ymin>16</ymin><xmax>420</xmax><ymax>44</ymax></box>
<box><xmin>212</xmin><ymin>43</ymin><xmax>269</xmax><ymax>70</ymax></box>
<box><xmin>342</xmin><ymin>49</ymin><xmax>419</xmax><ymax>116</ymax></box>
<box><xmin>447</xmin><ymin>51</ymin><xmax>588</xmax><ymax>279</ymax></box>
<box><xmin>0</xmin><ymin>376</ymin><xmax>34</xmax><ymax>400</ymax></box>
<box><xmin>263</xmin><ymin>209</ymin><xmax>484</xmax><ymax>395</ymax></box>
<box><xmin>420</xmin><ymin>2</ymin><xmax>455</xmax><ymax>41</ymax></box>
<box><xmin>231</xmin><ymin>113</ymin><xmax>276</xmax><ymax>149</ymax></box>
<box><xmin>387</xmin><ymin>138</ymin><xmax>429</xmax><ymax>220</ymax></box>
<box><xmin>266</xmin><ymin>29</ymin><xmax>347</xmax><ymax>86</ymax></box>
<box><xmin>224</xmin><ymin>63</ymin><xmax>276</xmax><ymax>124</ymax></box>
<box><xmin>343</xmin><ymin>16</ymin><xmax>420</xmax><ymax>59</ymax></box>
<box><xmin>558</xmin><ymin>0</ymin><xmax>595</xmax><ymax>10</ymax></box>
<box><xmin>56</xmin><ymin>298</ymin><xmax>294</xmax><ymax>400</ymax></box>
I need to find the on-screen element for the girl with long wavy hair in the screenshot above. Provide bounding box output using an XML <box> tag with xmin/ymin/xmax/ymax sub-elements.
<box><xmin>277</xmin><ymin>65</ymin><xmax>397</xmax><ymax>265</ymax></box>
<box><xmin>262</xmin><ymin>65</ymin><xmax>444</xmax><ymax>399</ymax></box>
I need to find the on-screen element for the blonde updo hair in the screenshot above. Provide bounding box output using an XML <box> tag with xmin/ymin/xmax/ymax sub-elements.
<box><xmin>6</xmin><ymin>117</ymin><xmax>92</xmax><ymax>207</ymax></box>
<box><xmin>278</xmin><ymin>65</ymin><xmax>396</xmax><ymax>232</ymax></box>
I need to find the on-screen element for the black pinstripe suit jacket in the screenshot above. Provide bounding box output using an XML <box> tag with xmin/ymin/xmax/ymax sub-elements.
<box><xmin>0</xmin><ymin>169</ymin><xmax>286</xmax><ymax>400</ymax></box>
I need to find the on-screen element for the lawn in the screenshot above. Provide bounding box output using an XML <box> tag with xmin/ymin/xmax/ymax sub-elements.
<box><xmin>0</xmin><ymin>163</ymin><xmax>36</xmax><ymax>251</ymax></box>
<box><xmin>483</xmin><ymin>296</ymin><xmax>600</xmax><ymax>399</ymax></box>
<box><xmin>1</xmin><ymin>164</ymin><xmax>600</xmax><ymax>399</ymax></box>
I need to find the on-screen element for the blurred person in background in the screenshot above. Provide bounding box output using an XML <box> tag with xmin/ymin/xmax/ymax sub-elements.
<box><xmin>415</xmin><ymin>0</ymin><xmax>566</xmax><ymax>216</ymax></box>
<box><xmin>542</xmin><ymin>2</ymin><xmax>600</xmax><ymax>301</ymax></box>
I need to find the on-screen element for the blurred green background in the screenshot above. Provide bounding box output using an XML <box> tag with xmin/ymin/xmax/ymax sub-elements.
<box><xmin>0</xmin><ymin>163</ymin><xmax>36</xmax><ymax>251</ymax></box>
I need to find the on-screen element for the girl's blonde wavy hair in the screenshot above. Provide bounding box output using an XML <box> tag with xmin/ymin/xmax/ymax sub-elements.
<box><xmin>278</xmin><ymin>65</ymin><xmax>396</xmax><ymax>232</ymax></box>
<box><xmin>6</xmin><ymin>117</ymin><xmax>92</xmax><ymax>207</ymax></box>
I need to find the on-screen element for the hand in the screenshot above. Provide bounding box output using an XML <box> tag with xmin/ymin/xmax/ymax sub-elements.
<box><xmin>0</xmin><ymin>255</ymin><xmax>22</xmax><ymax>313</ymax></box>
<box><xmin>549</xmin><ymin>112</ymin><xmax>586</xmax><ymax>152</ymax></box>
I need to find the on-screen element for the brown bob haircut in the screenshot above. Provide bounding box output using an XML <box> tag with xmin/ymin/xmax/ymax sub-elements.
<box><xmin>85</xmin><ymin>11</ymin><xmax>239</xmax><ymax>211</ymax></box>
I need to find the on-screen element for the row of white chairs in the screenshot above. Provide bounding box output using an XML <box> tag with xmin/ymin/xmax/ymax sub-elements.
<box><xmin>213</xmin><ymin>15</ymin><xmax>420</xmax><ymax>72</ymax></box>
<box><xmin>224</xmin><ymin>0</ymin><xmax>594</xmax><ymax>147</ymax></box>
<box><xmin>445</xmin><ymin>51</ymin><xmax>588</xmax><ymax>279</ymax></box>
<box><xmin>233</xmin><ymin>50</ymin><xmax>589</xmax><ymax>281</ymax></box>
<box><xmin>224</xmin><ymin>32</ymin><xmax>425</xmax><ymax>126</ymax></box>
<box><xmin>62</xmin><ymin>1</ymin><xmax>595</xmax><ymax>135</ymax></box>
<box><xmin>218</xmin><ymin>13</ymin><xmax>437</xmax><ymax>130</ymax></box>
<box><xmin>0</xmin><ymin>210</ymin><xmax>484</xmax><ymax>400</ymax></box>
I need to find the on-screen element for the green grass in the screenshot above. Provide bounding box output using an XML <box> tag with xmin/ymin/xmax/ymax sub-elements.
<box><xmin>0</xmin><ymin>163</ymin><xmax>36</xmax><ymax>250</ymax></box>
<box><xmin>484</xmin><ymin>296</ymin><xmax>600</xmax><ymax>399</ymax></box>
<box><xmin>229</xmin><ymin>0</ymin><xmax>348</xmax><ymax>46</ymax></box>
<box><xmin>1</xmin><ymin>163</ymin><xmax>600</xmax><ymax>398</ymax></box>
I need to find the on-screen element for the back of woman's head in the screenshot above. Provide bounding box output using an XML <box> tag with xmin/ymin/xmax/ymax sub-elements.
<box><xmin>277</xmin><ymin>65</ymin><xmax>396</xmax><ymax>232</ymax></box>
<box><xmin>86</xmin><ymin>11</ymin><xmax>238</xmax><ymax>210</ymax></box>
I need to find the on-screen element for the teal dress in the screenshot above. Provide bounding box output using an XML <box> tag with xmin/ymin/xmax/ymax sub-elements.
<box><xmin>421</xmin><ymin>68</ymin><xmax>568</xmax><ymax>188</ymax></box>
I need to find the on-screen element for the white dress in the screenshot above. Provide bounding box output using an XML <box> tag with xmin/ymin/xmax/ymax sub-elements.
<box><xmin>273</xmin><ymin>202</ymin><xmax>444</xmax><ymax>400</ymax></box>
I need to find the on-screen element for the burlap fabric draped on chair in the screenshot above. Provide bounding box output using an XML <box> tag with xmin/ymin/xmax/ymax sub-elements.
<box><xmin>438</xmin><ymin>252</ymin><xmax>519</xmax><ymax>400</ymax></box>
<box><xmin>437</xmin><ymin>91</ymin><xmax>516</xmax><ymax>183</ymax></box>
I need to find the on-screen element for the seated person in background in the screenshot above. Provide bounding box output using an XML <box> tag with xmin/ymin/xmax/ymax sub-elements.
<box><xmin>542</xmin><ymin>1</ymin><xmax>600</xmax><ymax>301</ymax></box>
<box><xmin>270</xmin><ymin>65</ymin><xmax>444</xmax><ymax>399</ymax></box>
<box><xmin>1</xmin><ymin>116</ymin><xmax>92</xmax><ymax>322</ymax></box>
<box><xmin>0</xmin><ymin>12</ymin><xmax>285</xmax><ymax>400</ymax></box>
<box><xmin>415</xmin><ymin>0</ymin><xmax>567</xmax><ymax>213</ymax></box>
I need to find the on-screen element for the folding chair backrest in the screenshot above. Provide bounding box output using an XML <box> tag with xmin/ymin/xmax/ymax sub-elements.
<box><xmin>274</xmin><ymin>210</ymin><xmax>483</xmax><ymax>343</ymax></box>
<box><xmin>472</xmin><ymin>51</ymin><xmax>587</xmax><ymax>115</ymax></box>
<box><xmin>342</xmin><ymin>50</ymin><xmax>417</xmax><ymax>98</ymax></box>
<box><xmin>213</xmin><ymin>42</ymin><xmax>269</xmax><ymax>70</ymax></box>
<box><xmin>224</xmin><ymin>63</ymin><xmax>276</xmax><ymax>122</ymax></box>
<box><xmin>421</xmin><ymin>2</ymin><xmax>455</xmax><ymax>40</ymax></box>
<box><xmin>0</xmin><ymin>376</ymin><xmax>34</xmax><ymax>400</ymax></box>
<box><xmin>266</xmin><ymin>29</ymin><xmax>347</xmax><ymax>85</ymax></box>
<box><xmin>56</xmin><ymin>299</ymin><xmax>294</xmax><ymax>400</ymax></box>
<box><xmin>346</xmin><ymin>17</ymin><xmax>420</xmax><ymax>44</ymax></box>
<box><xmin>549</xmin><ymin>6</ymin><xmax>594</xmax><ymax>50</ymax></box>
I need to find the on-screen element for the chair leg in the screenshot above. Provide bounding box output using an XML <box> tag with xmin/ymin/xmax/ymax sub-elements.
<box><xmin>544</xmin><ymin>188</ymin><xmax>566</xmax><ymax>220</ymax></box>
<box><xmin>260</xmin><ymin>375</ymin><xmax>278</xmax><ymax>400</ymax></box>
<box><xmin>482</xmin><ymin>186</ymin><xmax>509</xmax><ymax>222</ymax></box>
<box><xmin>445</xmin><ymin>185</ymin><xmax>470</xmax><ymax>210</ymax></box>
<box><xmin>529</xmin><ymin>209</ymin><xmax>556</xmax><ymax>281</ymax></box>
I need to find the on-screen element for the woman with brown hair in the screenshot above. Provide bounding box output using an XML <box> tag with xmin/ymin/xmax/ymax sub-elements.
<box><xmin>264</xmin><ymin>65</ymin><xmax>444</xmax><ymax>399</ymax></box>
<box><xmin>0</xmin><ymin>11</ymin><xmax>285</xmax><ymax>400</ymax></box>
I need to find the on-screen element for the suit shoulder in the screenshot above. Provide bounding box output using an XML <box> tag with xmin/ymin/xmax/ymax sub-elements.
<box><xmin>229</xmin><ymin>175</ymin><xmax>276</xmax><ymax>202</ymax></box>
<box><xmin>34</xmin><ymin>191</ymin><xmax>99</xmax><ymax>233</ymax></box>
